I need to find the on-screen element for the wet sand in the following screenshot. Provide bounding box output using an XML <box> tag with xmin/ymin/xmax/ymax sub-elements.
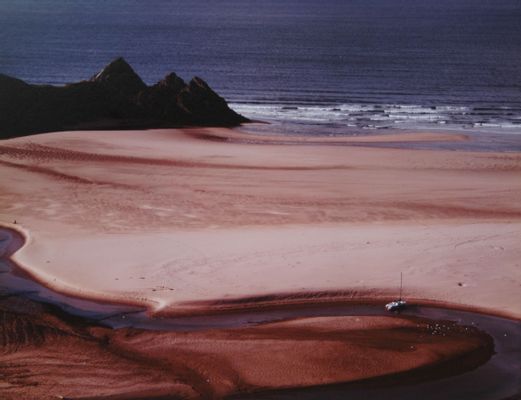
<box><xmin>0</xmin><ymin>282</ymin><xmax>503</xmax><ymax>400</ymax></box>
<box><xmin>0</xmin><ymin>233</ymin><xmax>517</xmax><ymax>400</ymax></box>
<box><xmin>0</xmin><ymin>127</ymin><xmax>521</xmax><ymax>398</ymax></box>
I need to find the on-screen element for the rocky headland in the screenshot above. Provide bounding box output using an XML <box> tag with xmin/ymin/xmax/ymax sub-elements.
<box><xmin>0</xmin><ymin>58</ymin><xmax>248</xmax><ymax>139</ymax></box>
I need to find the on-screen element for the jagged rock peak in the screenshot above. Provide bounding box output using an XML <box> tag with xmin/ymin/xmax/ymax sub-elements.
<box><xmin>90</xmin><ymin>57</ymin><xmax>146</xmax><ymax>89</ymax></box>
<box><xmin>190</xmin><ymin>76</ymin><xmax>211</xmax><ymax>89</ymax></box>
<box><xmin>157</xmin><ymin>72</ymin><xmax>186</xmax><ymax>91</ymax></box>
<box><xmin>0</xmin><ymin>59</ymin><xmax>249</xmax><ymax>138</ymax></box>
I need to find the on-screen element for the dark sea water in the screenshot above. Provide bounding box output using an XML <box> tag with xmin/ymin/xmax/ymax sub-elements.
<box><xmin>1</xmin><ymin>0</ymin><xmax>521</xmax><ymax>133</ymax></box>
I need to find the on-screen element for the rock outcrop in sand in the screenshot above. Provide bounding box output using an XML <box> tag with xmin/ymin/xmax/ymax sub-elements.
<box><xmin>0</xmin><ymin>58</ymin><xmax>248</xmax><ymax>138</ymax></box>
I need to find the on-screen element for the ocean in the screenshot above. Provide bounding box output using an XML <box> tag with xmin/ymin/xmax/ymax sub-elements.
<box><xmin>1</xmin><ymin>0</ymin><xmax>520</xmax><ymax>133</ymax></box>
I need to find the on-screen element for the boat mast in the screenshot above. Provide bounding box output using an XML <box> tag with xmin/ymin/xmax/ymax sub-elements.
<box><xmin>399</xmin><ymin>272</ymin><xmax>403</xmax><ymax>301</ymax></box>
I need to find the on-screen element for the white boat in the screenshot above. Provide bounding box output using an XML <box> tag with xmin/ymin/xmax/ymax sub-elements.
<box><xmin>385</xmin><ymin>299</ymin><xmax>407</xmax><ymax>311</ymax></box>
<box><xmin>385</xmin><ymin>272</ymin><xmax>407</xmax><ymax>312</ymax></box>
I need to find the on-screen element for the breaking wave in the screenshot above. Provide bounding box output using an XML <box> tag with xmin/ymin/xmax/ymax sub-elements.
<box><xmin>231</xmin><ymin>103</ymin><xmax>521</xmax><ymax>132</ymax></box>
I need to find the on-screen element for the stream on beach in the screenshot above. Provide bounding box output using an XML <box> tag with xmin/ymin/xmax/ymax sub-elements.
<box><xmin>1</xmin><ymin>228</ymin><xmax>520</xmax><ymax>400</ymax></box>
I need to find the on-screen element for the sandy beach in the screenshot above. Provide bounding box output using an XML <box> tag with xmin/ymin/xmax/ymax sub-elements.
<box><xmin>1</xmin><ymin>126</ymin><xmax>520</xmax><ymax>399</ymax></box>
<box><xmin>2</xmin><ymin>1</ymin><xmax>520</xmax><ymax>398</ymax></box>
<box><xmin>1</xmin><ymin>127</ymin><xmax>520</xmax><ymax>316</ymax></box>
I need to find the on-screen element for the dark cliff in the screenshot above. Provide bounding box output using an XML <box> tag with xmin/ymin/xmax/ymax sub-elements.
<box><xmin>0</xmin><ymin>58</ymin><xmax>249</xmax><ymax>139</ymax></box>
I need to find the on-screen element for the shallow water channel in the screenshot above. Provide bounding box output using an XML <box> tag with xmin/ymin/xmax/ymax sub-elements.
<box><xmin>1</xmin><ymin>228</ymin><xmax>520</xmax><ymax>400</ymax></box>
